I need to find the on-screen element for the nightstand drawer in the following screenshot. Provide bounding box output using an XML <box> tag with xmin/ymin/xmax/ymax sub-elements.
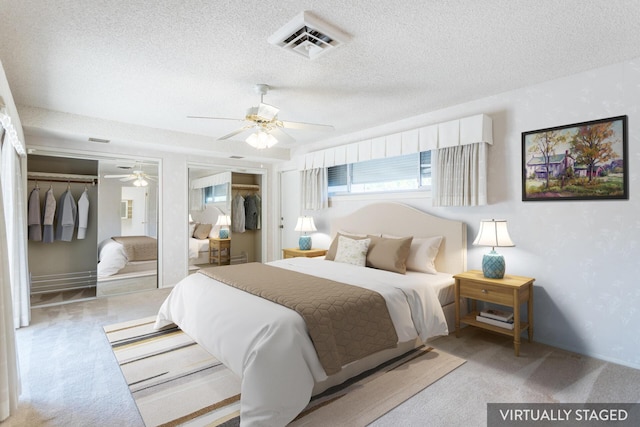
<box><xmin>459</xmin><ymin>281</ymin><xmax>512</xmax><ymax>305</ymax></box>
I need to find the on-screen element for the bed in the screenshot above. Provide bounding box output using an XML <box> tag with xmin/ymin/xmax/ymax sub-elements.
<box><xmin>97</xmin><ymin>236</ymin><xmax>158</xmax><ymax>296</ymax></box>
<box><xmin>97</xmin><ymin>236</ymin><xmax>157</xmax><ymax>277</ymax></box>
<box><xmin>154</xmin><ymin>202</ymin><xmax>467</xmax><ymax>426</ymax></box>
<box><xmin>189</xmin><ymin>236</ymin><xmax>211</xmax><ymax>264</ymax></box>
<box><xmin>189</xmin><ymin>222</ymin><xmax>218</xmax><ymax>265</ymax></box>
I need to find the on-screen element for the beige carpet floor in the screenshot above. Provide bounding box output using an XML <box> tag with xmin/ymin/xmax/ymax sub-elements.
<box><xmin>5</xmin><ymin>287</ymin><xmax>640</xmax><ymax>426</ymax></box>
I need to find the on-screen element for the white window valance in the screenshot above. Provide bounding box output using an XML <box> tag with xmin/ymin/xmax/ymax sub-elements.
<box><xmin>190</xmin><ymin>171</ymin><xmax>231</xmax><ymax>189</ymax></box>
<box><xmin>299</xmin><ymin>113</ymin><xmax>492</xmax><ymax>170</ymax></box>
<box><xmin>300</xmin><ymin>113</ymin><xmax>492</xmax><ymax>170</ymax></box>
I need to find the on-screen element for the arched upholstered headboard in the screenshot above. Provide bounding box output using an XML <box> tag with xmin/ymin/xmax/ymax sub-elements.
<box><xmin>330</xmin><ymin>202</ymin><xmax>467</xmax><ymax>274</ymax></box>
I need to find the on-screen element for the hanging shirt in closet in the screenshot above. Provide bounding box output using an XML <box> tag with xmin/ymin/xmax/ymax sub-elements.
<box><xmin>255</xmin><ymin>194</ymin><xmax>261</xmax><ymax>230</ymax></box>
<box><xmin>42</xmin><ymin>187</ymin><xmax>56</xmax><ymax>243</ymax></box>
<box><xmin>28</xmin><ymin>186</ymin><xmax>42</xmax><ymax>241</ymax></box>
<box><xmin>244</xmin><ymin>194</ymin><xmax>259</xmax><ymax>230</ymax></box>
<box><xmin>77</xmin><ymin>189</ymin><xmax>89</xmax><ymax>239</ymax></box>
<box><xmin>55</xmin><ymin>189</ymin><xmax>77</xmax><ymax>242</ymax></box>
<box><xmin>232</xmin><ymin>193</ymin><xmax>245</xmax><ymax>233</ymax></box>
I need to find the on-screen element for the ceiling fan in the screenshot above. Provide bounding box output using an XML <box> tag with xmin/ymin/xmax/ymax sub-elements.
<box><xmin>103</xmin><ymin>169</ymin><xmax>157</xmax><ymax>187</ymax></box>
<box><xmin>187</xmin><ymin>84</ymin><xmax>334</xmax><ymax>148</ymax></box>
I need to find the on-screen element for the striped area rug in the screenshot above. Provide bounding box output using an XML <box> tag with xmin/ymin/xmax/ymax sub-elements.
<box><xmin>104</xmin><ymin>316</ymin><xmax>465</xmax><ymax>426</ymax></box>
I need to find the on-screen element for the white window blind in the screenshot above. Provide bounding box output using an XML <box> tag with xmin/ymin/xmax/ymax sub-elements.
<box><xmin>352</xmin><ymin>153</ymin><xmax>418</xmax><ymax>184</ymax></box>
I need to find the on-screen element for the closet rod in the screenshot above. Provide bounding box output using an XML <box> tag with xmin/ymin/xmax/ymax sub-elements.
<box><xmin>27</xmin><ymin>171</ymin><xmax>98</xmax><ymax>185</ymax></box>
<box><xmin>231</xmin><ymin>184</ymin><xmax>260</xmax><ymax>191</ymax></box>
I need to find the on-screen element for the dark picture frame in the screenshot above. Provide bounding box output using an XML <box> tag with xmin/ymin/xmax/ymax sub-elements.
<box><xmin>522</xmin><ymin>115</ymin><xmax>628</xmax><ymax>201</ymax></box>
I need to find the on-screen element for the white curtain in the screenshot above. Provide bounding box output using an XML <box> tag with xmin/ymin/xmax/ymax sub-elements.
<box><xmin>0</xmin><ymin>133</ymin><xmax>22</xmax><ymax>422</ymax></box>
<box><xmin>189</xmin><ymin>188</ymin><xmax>204</xmax><ymax>211</ymax></box>
<box><xmin>432</xmin><ymin>142</ymin><xmax>487</xmax><ymax>207</ymax></box>
<box><xmin>301</xmin><ymin>168</ymin><xmax>328</xmax><ymax>210</ymax></box>
<box><xmin>1</xmin><ymin>135</ymin><xmax>30</xmax><ymax>326</ymax></box>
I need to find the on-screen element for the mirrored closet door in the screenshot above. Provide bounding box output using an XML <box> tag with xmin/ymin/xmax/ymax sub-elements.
<box><xmin>187</xmin><ymin>165</ymin><xmax>264</xmax><ymax>271</ymax></box>
<box><xmin>26</xmin><ymin>154</ymin><xmax>159</xmax><ymax>306</ymax></box>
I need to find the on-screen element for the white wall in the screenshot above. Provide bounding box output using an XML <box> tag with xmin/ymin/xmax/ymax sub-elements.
<box><xmin>284</xmin><ymin>57</ymin><xmax>640</xmax><ymax>369</ymax></box>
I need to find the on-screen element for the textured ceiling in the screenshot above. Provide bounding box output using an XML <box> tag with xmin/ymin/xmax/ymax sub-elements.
<box><xmin>2</xmin><ymin>0</ymin><xmax>640</xmax><ymax>161</ymax></box>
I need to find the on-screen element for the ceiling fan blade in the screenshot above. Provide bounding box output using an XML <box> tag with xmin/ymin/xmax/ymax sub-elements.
<box><xmin>104</xmin><ymin>174</ymin><xmax>132</xmax><ymax>178</ymax></box>
<box><xmin>218</xmin><ymin>125</ymin><xmax>254</xmax><ymax>140</ymax></box>
<box><xmin>270</xmin><ymin>127</ymin><xmax>296</xmax><ymax>144</ymax></box>
<box><xmin>278</xmin><ymin>120</ymin><xmax>335</xmax><ymax>131</ymax></box>
<box><xmin>120</xmin><ymin>176</ymin><xmax>136</xmax><ymax>182</ymax></box>
<box><xmin>187</xmin><ymin>116</ymin><xmax>245</xmax><ymax>122</ymax></box>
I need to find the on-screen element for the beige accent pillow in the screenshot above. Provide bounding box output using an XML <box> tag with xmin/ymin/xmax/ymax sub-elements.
<box><xmin>325</xmin><ymin>231</ymin><xmax>372</xmax><ymax>260</ymax></box>
<box><xmin>334</xmin><ymin>236</ymin><xmax>371</xmax><ymax>266</ymax></box>
<box><xmin>366</xmin><ymin>236</ymin><xmax>413</xmax><ymax>274</ymax></box>
<box><xmin>193</xmin><ymin>223</ymin><xmax>212</xmax><ymax>240</ymax></box>
<box><xmin>406</xmin><ymin>236</ymin><xmax>443</xmax><ymax>274</ymax></box>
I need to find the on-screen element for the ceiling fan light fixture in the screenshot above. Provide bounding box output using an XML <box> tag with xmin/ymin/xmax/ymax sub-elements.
<box><xmin>133</xmin><ymin>176</ymin><xmax>148</xmax><ymax>187</ymax></box>
<box><xmin>246</xmin><ymin>130</ymin><xmax>278</xmax><ymax>149</ymax></box>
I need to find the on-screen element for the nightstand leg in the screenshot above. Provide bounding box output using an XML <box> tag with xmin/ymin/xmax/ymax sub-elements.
<box><xmin>513</xmin><ymin>289</ymin><xmax>520</xmax><ymax>356</ymax></box>
<box><xmin>528</xmin><ymin>283</ymin><xmax>534</xmax><ymax>342</ymax></box>
<box><xmin>454</xmin><ymin>279</ymin><xmax>460</xmax><ymax>338</ymax></box>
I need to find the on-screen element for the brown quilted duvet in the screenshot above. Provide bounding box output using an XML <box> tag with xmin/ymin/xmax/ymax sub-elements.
<box><xmin>199</xmin><ymin>262</ymin><xmax>399</xmax><ymax>375</ymax></box>
<box><xmin>111</xmin><ymin>236</ymin><xmax>157</xmax><ymax>261</ymax></box>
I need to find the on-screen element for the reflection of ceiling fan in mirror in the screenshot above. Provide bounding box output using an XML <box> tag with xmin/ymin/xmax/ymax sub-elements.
<box><xmin>187</xmin><ymin>84</ymin><xmax>334</xmax><ymax>149</ymax></box>
<box><xmin>103</xmin><ymin>169</ymin><xmax>157</xmax><ymax>187</ymax></box>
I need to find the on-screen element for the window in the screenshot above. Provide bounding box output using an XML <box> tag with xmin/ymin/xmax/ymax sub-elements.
<box><xmin>203</xmin><ymin>183</ymin><xmax>228</xmax><ymax>204</ymax></box>
<box><xmin>328</xmin><ymin>151</ymin><xmax>431</xmax><ymax>195</ymax></box>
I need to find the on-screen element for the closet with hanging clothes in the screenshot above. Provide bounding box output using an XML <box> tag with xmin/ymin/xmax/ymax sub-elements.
<box><xmin>230</xmin><ymin>173</ymin><xmax>262</xmax><ymax>263</ymax></box>
<box><xmin>27</xmin><ymin>155</ymin><xmax>99</xmax><ymax>307</ymax></box>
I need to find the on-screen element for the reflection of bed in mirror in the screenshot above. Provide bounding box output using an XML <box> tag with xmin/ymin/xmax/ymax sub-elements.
<box><xmin>97</xmin><ymin>236</ymin><xmax>158</xmax><ymax>296</ymax></box>
<box><xmin>189</xmin><ymin>236</ymin><xmax>211</xmax><ymax>265</ymax></box>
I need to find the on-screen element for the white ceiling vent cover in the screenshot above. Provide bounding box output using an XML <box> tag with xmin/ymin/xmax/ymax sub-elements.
<box><xmin>268</xmin><ymin>11</ymin><xmax>348</xmax><ymax>60</ymax></box>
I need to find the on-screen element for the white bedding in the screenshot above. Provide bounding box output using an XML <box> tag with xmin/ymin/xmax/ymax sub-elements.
<box><xmin>188</xmin><ymin>237</ymin><xmax>209</xmax><ymax>259</ymax></box>
<box><xmin>97</xmin><ymin>239</ymin><xmax>128</xmax><ymax>277</ymax></box>
<box><xmin>154</xmin><ymin>257</ymin><xmax>450</xmax><ymax>426</ymax></box>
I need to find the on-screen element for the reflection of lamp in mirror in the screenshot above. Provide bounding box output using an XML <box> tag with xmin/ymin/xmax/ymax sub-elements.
<box><xmin>216</xmin><ymin>214</ymin><xmax>231</xmax><ymax>239</ymax></box>
<box><xmin>294</xmin><ymin>216</ymin><xmax>316</xmax><ymax>250</ymax></box>
<box><xmin>472</xmin><ymin>219</ymin><xmax>515</xmax><ymax>279</ymax></box>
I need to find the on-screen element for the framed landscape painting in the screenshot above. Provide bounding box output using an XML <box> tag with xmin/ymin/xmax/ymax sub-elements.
<box><xmin>522</xmin><ymin>115</ymin><xmax>628</xmax><ymax>201</ymax></box>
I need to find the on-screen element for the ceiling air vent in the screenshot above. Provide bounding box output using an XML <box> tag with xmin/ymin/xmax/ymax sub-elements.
<box><xmin>268</xmin><ymin>11</ymin><xmax>348</xmax><ymax>60</ymax></box>
<box><xmin>88</xmin><ymin>137</ymin><xmax>110</xmax><ymax>143</ymax></box>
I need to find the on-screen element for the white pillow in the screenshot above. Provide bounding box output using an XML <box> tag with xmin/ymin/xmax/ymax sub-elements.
<box><xmin>406</xmin><ymin>236</ymin><xmax>443</xmax><ymax>274</ymax></box>
<box><xmin>334</xmin><ymin>236</ymin><xmax>371</xmax><ymax>267</ymax></box>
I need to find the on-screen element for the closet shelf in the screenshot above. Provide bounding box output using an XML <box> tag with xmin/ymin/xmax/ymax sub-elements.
<box><xmin>27</xmin><ymin>171</ymin><xmax>98</xmax><ymax>185</ymax></box>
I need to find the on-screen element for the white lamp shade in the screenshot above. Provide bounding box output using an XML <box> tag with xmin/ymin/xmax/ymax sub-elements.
<box><xmin>215</xmin><ymin>214</ymin><xmax>231</xmax><ymax>227</ymax></box>
<box><xmin>472</xmin><ymin>219</ymin><xmax>514</xmax><ymax>248</ymax></box>
<box><xmin>246</xmin><ymin>130</ymin><xmax>278</xmax><ymax>149</ymax></box>
<box><xmin>294</xmin><ymin>216</ymin><xmax>317</xmax><ymax>232</ymax></box>
<box><xmin>188</xmin><ymin>214</ymin><xmax>194</xmax><ymax>223</ymax></box>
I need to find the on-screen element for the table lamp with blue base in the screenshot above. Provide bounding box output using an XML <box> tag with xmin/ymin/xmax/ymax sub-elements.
<box><xmin>215</xmin><ymin>214</ymin><xmax>231</xmax><ymax>239</ymax></box>
<box><xmin>472</xmin><ymin>219</ymin><xmax>514</xmax><ymax>279</ymax></box>
<box><xmin>295</xmin><ymin>216</ymin><xmax>317</xmax><ymax>250</ymax></box>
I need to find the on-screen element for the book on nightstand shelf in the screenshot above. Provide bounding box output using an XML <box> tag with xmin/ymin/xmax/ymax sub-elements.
<box><xmin>476</xmin><ymin>314</ymin><xmax>514</xmax><ymax>330</ymax></box>
<box><xmin>479</xmin><ymin>308</ymin><xmax>514</xmax><ymax>322</ymax></box>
